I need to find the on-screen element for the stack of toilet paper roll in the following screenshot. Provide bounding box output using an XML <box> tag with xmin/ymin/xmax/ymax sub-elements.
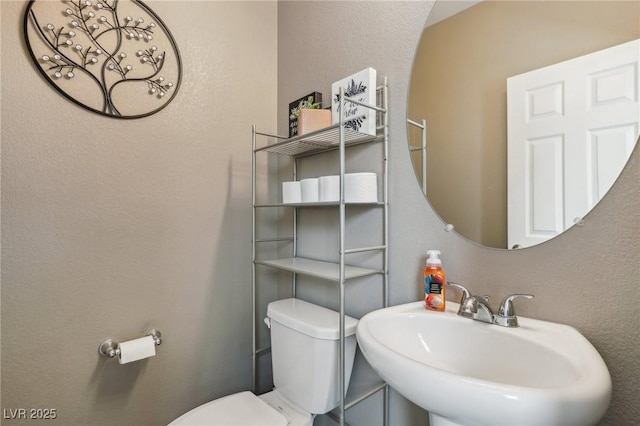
<box><xmin>282</xmin><ymin>173</ymin><xmax>377</xmax><ymax>203</ymax></box>
<box><xmin>319</xmin><ymin>176</ymin><xmax>340</xmax><ymax>202</ymax></box>
<box><xmin>282</xmin><ymin>181</ymin><xmax>302</xmax><ymax>203</ymax></box>
<box><xmin>301</xmin><ymin>178</ymin><xmax>320</xmax><ymax>202</ymax></box>
<box><xmin>344</xmin><ymin>173</ymin><xmax>377</xmax><ymax>203</ymax></box>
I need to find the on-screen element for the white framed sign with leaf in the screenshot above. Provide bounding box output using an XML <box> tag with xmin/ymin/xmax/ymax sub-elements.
<box><xmin>332</xmin><ymin>67</ymin><xmax>377</xmax><ymax>136</ymax></box>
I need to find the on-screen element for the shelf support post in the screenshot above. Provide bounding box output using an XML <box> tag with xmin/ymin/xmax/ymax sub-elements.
<box><xmin>338</xmin><ymin>85</ymin><xmax>347</xmax><ymax>426</ymax></box>
<box><xmin>251</xmin><ymin>124</ymin><xmax>258</xmax><ymax>393</ymax></box>
<box><xmin>382</xmin><ymin>77</ymin><xmax>390</xmax><ymax>426</ymax></box>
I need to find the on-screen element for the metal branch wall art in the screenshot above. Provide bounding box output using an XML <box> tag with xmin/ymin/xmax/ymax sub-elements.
<box><xmin>24</xmin><ymin>0</ymin><xmax>182</xmax><ymax>119</ymax></box>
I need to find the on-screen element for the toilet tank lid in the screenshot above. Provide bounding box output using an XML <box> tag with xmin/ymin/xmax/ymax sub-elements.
<box><xmin>266</xmin><ymin>298</ymin><xmax>358</xmax><ymax>340</ymax></box>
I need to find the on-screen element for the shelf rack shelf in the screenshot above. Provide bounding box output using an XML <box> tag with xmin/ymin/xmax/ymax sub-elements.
<box><xmin>251</xmin><ymin>78</ymin><xmax>389</xmax><ymax>426</ymax></box>
<box><xmin>254</xmin><ymin>257</ymin><xmax>383</xmax><ymax>281</ymax></box>
<box><xmin>254</xmin><ymin>201</ymin><xmax>384</xmax><ymax>208</ymax></box>
<box><xmin>254</xmin><ymin>124</ymin><xmax>379</xmax><ymax>156</ymax></box>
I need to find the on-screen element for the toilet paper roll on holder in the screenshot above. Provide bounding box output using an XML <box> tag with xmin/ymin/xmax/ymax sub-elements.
<box><xmin>98</xmin><ymin>329</ymin><xmax>162</xmax><ymax>358</ymax></box>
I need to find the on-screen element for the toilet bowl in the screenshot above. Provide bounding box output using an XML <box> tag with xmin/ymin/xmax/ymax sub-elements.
<box><xmin>168</xmin><ymin>390</ymin><xmax>310</xmax><ymax>426</ymax></box>
<box><xmin>169</xmin><ymin>298</ymin><xmax>359</xmax><ymax>426</ymax></box>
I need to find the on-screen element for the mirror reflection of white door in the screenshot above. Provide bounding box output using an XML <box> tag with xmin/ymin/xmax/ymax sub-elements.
<box><xmin>507</xmin><ymin>39</ymin><xmax>640</xmax><ymax>249</ymax></box>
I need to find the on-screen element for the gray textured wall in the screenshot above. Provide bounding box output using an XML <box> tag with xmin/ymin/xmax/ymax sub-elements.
<box><xmin>1</xmin><ymin>1</ymin><xmax>277</xmax><ymax>424</ymax></box>
<box><xmin>2</xmin><ymin>1</ymin><xmax>638</xmax><ymax>426</ymax></box>
<box><xmin>277</xmin><ymin>1</ymin><xmax>639</xmax><ymax>426</ymax></box>
<box><xmin>278</xmin><ymin>2</ymin><xmax>434</xmax><ymax>425</ymax></box>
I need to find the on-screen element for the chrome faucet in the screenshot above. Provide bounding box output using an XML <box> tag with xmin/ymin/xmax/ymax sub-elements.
<box><xmin>447</xmin><ymin>282</ymin><xmax>533</xmax><ymax>328</ymax></box>
<box><xmin>448</xmin><ymin>282</ymin><xmax>494</xmax><ymax>323</ymax></box>
<box><xmin>494</xmin><ymin>294</ymin><xmax>534</xmax><ymax>327</ymax></box>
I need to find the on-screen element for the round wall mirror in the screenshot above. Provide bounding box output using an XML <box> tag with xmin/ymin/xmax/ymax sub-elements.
<box><xmin>408</xmin><ymin>0</ymin><xmax>640</xmax><ymax>249</ymax></box>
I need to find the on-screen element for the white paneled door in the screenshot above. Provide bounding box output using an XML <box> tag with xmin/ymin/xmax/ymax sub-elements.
<box><xmin>507</xmin><ymin>39</ymin><xmax>639</xmax><ymax>249</ymax></box>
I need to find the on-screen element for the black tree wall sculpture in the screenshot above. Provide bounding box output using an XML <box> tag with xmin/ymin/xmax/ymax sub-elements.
<box><xmin>24</xmin><ymin>0</ymin><xmax>182</xmax><ymax>119</ymax></box>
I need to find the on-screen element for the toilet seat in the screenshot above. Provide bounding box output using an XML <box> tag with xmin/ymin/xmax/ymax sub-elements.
<box><xmin>168</xmin><ymin>391</ymin><xmax>287</xmax><ymax>426</ymax></box>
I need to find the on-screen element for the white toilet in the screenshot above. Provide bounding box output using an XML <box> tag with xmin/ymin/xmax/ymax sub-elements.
<box><xmin>169</xmin><ymin>298</ymin><xmax>359</xmax><ymax>426</ymax></box>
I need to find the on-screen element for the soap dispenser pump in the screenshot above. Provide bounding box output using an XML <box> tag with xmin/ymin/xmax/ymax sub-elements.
<box><xmin>424</xmin><ymin>250</ymin><xmax>446</xmax><ymax>311</ymax></box>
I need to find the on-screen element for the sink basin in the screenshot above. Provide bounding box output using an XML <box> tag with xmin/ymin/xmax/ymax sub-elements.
<box><xmin>356</xmin><ymin>301</ymin><xmax>611</xmax><ymax>426</ymax></box>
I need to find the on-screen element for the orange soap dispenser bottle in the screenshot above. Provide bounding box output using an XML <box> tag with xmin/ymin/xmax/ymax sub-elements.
<box><xmin>424</xmin><ymin>250</ymin><xmax>446</xmax><ymax>311</ymax></box>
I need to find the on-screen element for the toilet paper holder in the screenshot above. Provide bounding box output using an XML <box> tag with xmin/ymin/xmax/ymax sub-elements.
<box><xmin>98</xmin><ymin>329</ymin><xmax>162</xmax><ymax>358</ymax></box>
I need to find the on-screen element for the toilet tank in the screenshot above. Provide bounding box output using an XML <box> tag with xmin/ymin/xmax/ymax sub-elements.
<box><xmin>266</xmin><ymin>298</ymin><xmax>359</xmax><ymax>414</ymax></box>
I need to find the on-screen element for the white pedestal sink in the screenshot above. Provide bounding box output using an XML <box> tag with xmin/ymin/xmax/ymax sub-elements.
<box><xmin>356</xmin><ymin>302</ymin><xmax>611</xmax><ymax>426</ymax></box>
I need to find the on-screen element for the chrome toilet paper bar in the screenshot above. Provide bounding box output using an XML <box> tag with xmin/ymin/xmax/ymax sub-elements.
<box><xmin>98</xmin><ymin>329</ymin><xmax>162</xmax><ymax>358</ymax></box>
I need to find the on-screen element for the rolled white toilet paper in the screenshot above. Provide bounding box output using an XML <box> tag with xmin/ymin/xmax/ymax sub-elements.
<box><xmin>118</xmin><ymin>335</ymin><xmax>156</xmax><ymax>364</ymax></box>
<box><xmin>345</xmin><ymin>173</ymin><xmax>377</xmax><ymax>203</ymax></box>
<box><xmin>319</xmin><ymin>175</ymin><xmax>340</xmax><ymax>202</ymax></box>
<box><xmin>282</xmin><ymin>181</ymin><xmax>302</xmax><ymax>204</ymax></box>
<box><xmin>301</xmin><ymin>178</ymin><xmax>319</xmax><ymax>202</ymax></box>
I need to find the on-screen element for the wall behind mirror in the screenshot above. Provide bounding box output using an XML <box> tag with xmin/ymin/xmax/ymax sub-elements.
<box><xmin>408</xmin><ymin>0</ymin><xmax>640</xmax><ymax>249</ymax></box>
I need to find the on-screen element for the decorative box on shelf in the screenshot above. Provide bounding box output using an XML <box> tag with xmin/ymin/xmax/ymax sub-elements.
<box><xmin>298</xmin><ymin>108</ymin><xmax>331</xmax><ymax>135</ymax></box>
<box><xmin>288</xmin><ymin>92</ymin><xmax>323</xmax><ymax>137</ymax></box>
<box><xmin>332</xmin><ymin>67</ymin><xmax>377</xmax><ymax>136</ymax></box>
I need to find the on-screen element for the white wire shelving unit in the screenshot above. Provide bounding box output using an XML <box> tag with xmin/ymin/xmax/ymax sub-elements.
<box><xmin>408</xmin><ymin>118</ymin><xmax>427</xmax><ymax>195</ymax></box>
<box><xmin>251</xmin><ymin>78</ymin><xmax>390</xmax><ymax>426</ymax></box>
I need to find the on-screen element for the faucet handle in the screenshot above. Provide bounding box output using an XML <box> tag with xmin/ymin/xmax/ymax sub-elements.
<box><xmin>498</xmin><ymin>294</ymin><xmax>534</xmax><ymax>316</ymax></box>
<box><xmin>447</xmin><ymin>282</ymin><xmax>473</xmax><ymax>319</ymax></box>
<box><xmin>447</xmin><ymin>282</ymin><xmax>470</xmax><ymax>301</ymax></box>
<box><xmin>495</xmin><ymin>294</ymin><xmax>534</xmax><ymax>327</ymax></box>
